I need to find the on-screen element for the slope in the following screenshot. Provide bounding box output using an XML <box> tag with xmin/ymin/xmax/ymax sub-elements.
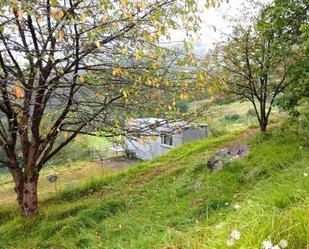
<box><xmin>0</xmin><ymin>120</ymin><xmax>308</xmax><ymax>249</ymax></box>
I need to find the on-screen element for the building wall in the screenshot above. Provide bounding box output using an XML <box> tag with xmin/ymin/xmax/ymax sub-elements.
<box><xmin>126</xmin><ymin>126</ymin><xmax>208</xmax><ymax>161</ymax></box>
<box><xmin>126</xmin><ymin>137</ymin><xmax>155</xmax><ymax>160</ymax></box>
<box><xmin>159</xmin><ymin>133</ymin><xmax>182</xmax><ymax>155</ymax></box>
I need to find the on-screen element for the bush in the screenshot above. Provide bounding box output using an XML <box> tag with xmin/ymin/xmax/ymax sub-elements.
<box><xmin>209</xmin><ymin>125</ymin><xmax>228</xmax><ymax>137</ymax></box>
<box><xmin>224</xmin><ymin>114</ymin><xmax>240</xmax><ymax>122</ymax></box>
<box><xmin>247</xmin><ymin>108</ymin><xmax>257</xmax><ymax>117</ymax></box>
<box><xmin>178</xmin><ymin>100</ymin><xmax>189</xmax><ymax>113</ymax></box>
<box><xmin>192</xmin><ymin>161</ymin><xmax>208</xmax><ymax>173</ymax></box>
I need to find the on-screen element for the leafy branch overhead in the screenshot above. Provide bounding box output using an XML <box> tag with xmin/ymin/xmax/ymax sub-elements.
<box><xmin>0</xmin><ymin>0</ymin><xmax>214</xmax><ymax>215</ymax></box>
<box><xmin>0</xmin><ymin>0</ymin><xmax>210</xmax><ymax>216</ymax></box>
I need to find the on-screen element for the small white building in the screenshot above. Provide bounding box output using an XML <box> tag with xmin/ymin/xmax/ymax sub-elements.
<box><xmin>125</xmin><ymin>118</ymin><xmax>208</xmax><ymax>160</ymax></box>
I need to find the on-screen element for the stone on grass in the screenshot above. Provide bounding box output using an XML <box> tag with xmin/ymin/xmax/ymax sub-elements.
<box><xmin>207</xmin><ymin>144</ymin><xmax>250</xmax><ymax>172</ymax></box>
<box><xmin>207</xmin><ymin>157</ymin><xmax>224</xmax><ymax>171</ymax></box>
<box><xmin>193</xmin><ymin>180</ymin><xmax>202</xmax><ymax>193</ymax></box>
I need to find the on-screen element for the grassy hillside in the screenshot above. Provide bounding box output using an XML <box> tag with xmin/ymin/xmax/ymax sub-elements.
<box><xmin>190</xmin><ymin>100</ymin><xmax>282</xmax><ymax>136</ymax></box>
<box><xmin>0</xmin><ymin>135</ymin><xmax>115</xmax><ymax>205</ymax></box>
<box><xmin>0</xmin><ymin>119</ymin><xmax>308</xmax><ymax>248</ymax></box>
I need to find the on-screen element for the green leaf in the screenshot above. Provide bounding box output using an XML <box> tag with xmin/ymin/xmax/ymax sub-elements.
<box><xmin>51</xmin><ymin>0</ymin><xmax>59</xmax><ymax>7</ymax></box>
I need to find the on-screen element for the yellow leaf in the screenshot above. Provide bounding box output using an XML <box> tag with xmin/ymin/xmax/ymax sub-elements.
<box><xmin>152</xmin><ymin>62</ymin><xmax>158</xmax><ymax>70</ymax></box>
<box><xmin>139</xmin><ymin>138</ymin><xmax>146</xmax><ymax>145</ymax></box>
<box><xmin>58</xmin><ymin>30</ymin><xmax>66</xmax><ymax>41</ymax></box>
<box><xmin>36</xmin><ymin>16</ymin><xmax>43</xmax><ymax>24</ymax></box>
<box><xmin>135</xmin><ymin>52</ymin><xmax>141</xmax><ymax>61</ymax></box>
<box><xmin>51</xmin><ymin>9</ymin><xmax>64</xmax><ymax>20</ymax></box>
<box><xmin>79</xmin><ymin>75</ymin><xmax>85</xmax><ymax>82</ymax></box>
<box><xmin>112</xmin><ymin>67</ymin><xmax>122</xmax><ymax>76</ymax></box>
<box><xmin>122</xmin><ymin>89</ymin><xmax>128</xmax><ymax>98</ymax></box>
<box><xmin>136</xmin><ymin>1</ymin><xmax>145</xmax><ymax>10</ymax></box>
<box><xmin>198</xmin><ymin>72</ymin><xmax>205</xmax><ymax>80</ymax></box>
<box><xmin>14</xmin><ymin>81</ymin><xmax>24</xmax><ymax>99</ymax></box>
<box><xmin>95</xmin><ymin>40</ymin><xmax>101</xmax><ymax>48</ymax></box>
<box><xmin>187</xmin><ymin>51</ymin><xmax>193</xmax><ymax>58</ymax></box>
<box><xmin>50</xmin><ymin>10</ymin><xmax>55</xmax><ymax>20</ymax></box>
<box><xmin>80</xmin><ymin>14</ymin><xmax>86</xmax><ymax>23</ymax></box>
<box><xmin>208</xmin><ymin>86</ymin><xmax>213</xmax><ymax>94</ymax></box>
<box><xmin>149</xmin><ymin>52</ymin><xmax>155</xmax><ymax>59</ymax></box>
<box><xmin>120</xmin><ymin>0</ymin><xmax>128</xmax><ymax>6</ymax></box>
<box><xmin>17</xmin><ymin>10</ymin><xmax>24</xmax><ymax>20</ymax></box>
<box><xmin>103</xmin><ymin>12</ymin><xmax>109</xmax><ymax>22</ymax></box>
<box><xmin>183</xmin><ymin>79</ymin><xmax>189</xmax><ymax>87</ymax></box>
<box><xmin>180</xmin><ymin>92</ymin><xmax>188</xmax><ymax>100</ymax></box>
<box><xmin>64</xmin><ymin>132</ymin><xmax>68</xmax><ymax>139</ymax></box>
<box><xmin>124</xmin><ymin>11</ymin><xmax>132</xmax><ymax>19</ymax></box>
<box><xmin>122</xmin><ymin>47</ymin><xmax>128</xmax><ymax>53</ymax></box>
<box><xmin>147</xmin><ymin>78</ymin><xmax>153</xmax><ymax>86</ymax></box>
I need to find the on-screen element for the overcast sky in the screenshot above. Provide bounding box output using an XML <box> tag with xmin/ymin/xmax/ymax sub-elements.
<box><xmin>169</xmin><ymin>0</ymin><xmax>270</xmax><ymax>55</ymax></box>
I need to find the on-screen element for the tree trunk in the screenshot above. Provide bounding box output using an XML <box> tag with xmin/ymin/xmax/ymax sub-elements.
<box><xmin>9</xmin><ymin>146</ymin><xmax>40</xmax><ymax>216</ymax></box>
<box><xmin>11</xmin><ymin>167</ymin><xmax>24</xmax><ymax>211</ymax></box>
<box><xmin>13</xmin><ymin>172</ymin><xmax>39</xmax><ymax>216</ymax></box>
<box><xmin>21</xmin><ymin>175</ymin><xmax>39</xmax><ymax>216</ymax></box>
<box><xmin>260</xmin><ymin>116</ymin><xmax>268</xmax><ymax>132</ymax></box>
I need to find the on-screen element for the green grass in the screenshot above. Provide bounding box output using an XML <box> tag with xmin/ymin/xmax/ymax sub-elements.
<box><xmin>49</xmin><ymin>135</ymin><xmax>111</xmax><ymax>165</ymax></box>
<box><xmin>190</xmin><ymin>100</ymin><xmax>282</xmax><ymax>136</ymax></box>
<box><xmin>0</xmin><ymin>121</ymin><xmax>308</xmax><ymax>249</ymax></box>
<box><xmin>0</xmin><ymin>135</ymin><xmax>111</xmax><ymax>186</ymax></box>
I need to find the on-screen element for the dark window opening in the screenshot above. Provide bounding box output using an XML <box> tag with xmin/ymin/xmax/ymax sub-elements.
<box><xmin>161</xmin><ymin>134</ymin><xmax>173</xmax><ymax>146</ymax></box>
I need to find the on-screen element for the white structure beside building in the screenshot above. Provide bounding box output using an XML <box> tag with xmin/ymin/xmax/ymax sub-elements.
<box><xmin>125</xmin><ymin>118</ymin><xmax>208</xmax><ymax>160</ymax></box>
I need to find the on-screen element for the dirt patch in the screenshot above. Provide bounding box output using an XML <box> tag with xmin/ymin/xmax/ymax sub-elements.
<box><xmin>94</xmin><ymin>156</ymin><xmax>140</xmax><ymax>171</ymax></box>
<box><xmin>132</xmin><ymin>166</ymin><xmax>167</xmax><ymax>185</ymax></box>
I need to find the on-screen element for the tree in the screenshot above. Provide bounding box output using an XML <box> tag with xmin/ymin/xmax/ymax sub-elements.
<box><xmin>0</xmin><ymin>0</ymin><xmax>208</xmax><ymax>216</ymax></box>
<box><xmin>264</xmin><ymin>0</ymin><xmax>309</xmax><ymax>116</ymax></box>
<box><xmin>204</xmin><ymin>0</ymin><xmax>307</xmax><ymax>132</ymax></box>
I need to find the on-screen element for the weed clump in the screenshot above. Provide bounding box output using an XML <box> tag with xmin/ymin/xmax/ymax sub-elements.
<box><xmin>192</xmin><ymin>161</ymin><xmax>208</xmax><ymax>173</ymax></box>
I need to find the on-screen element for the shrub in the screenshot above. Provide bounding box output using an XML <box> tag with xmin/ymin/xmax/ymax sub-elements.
<box><xmin>224</xmin><ymin>114</ymin><xmax>240</xmax><ymax>122</ymax></box>
<box><xmin>247</xmin><ymin>108</ymin><xmax>257</xmax><ymax>117</ymax></box>
<box><xmin>192</xmin><ymin>161</ymin><xmax>208</xmax><ymax>173</ymax></box>
<box><xmin>208</xmin><ymin>124</ymin><xmax>228</xmax><ymax>137</ymax></box>
<box><xmin>178</xmin><ymin>100</ymin><xmax>189</xmax><ymax>113</ymax></box>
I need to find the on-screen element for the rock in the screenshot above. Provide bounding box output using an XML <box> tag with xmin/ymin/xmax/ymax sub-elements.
<box><xmin>193</xmin><ymin>180</ymin><xmax>202</xmax><ymax>193</ymax></box>
<box><xmin>47</xmin><ymin>174</ymin><xmax>59</xmax><ymax>183</ymax></box>
<box><xmin>207</xmin><ymin>157</ymin><xmax>224</xmax><ymax>171</ymax></box>
<box><xmin>216</xmin><ymin>144</ymin><xmax>249</xmax><ymax>158</ymax></box>
<box><xmin>228</xmin><ymin>144</ymin><xmax>249</xmax><ymax>158</ymax></box>
<box><xmin>217</xmin><ymin>148</ymin><xmax>230</xmax><ymax>156</ymax></box>
<box><xmin>207</xmin><ymin>144</ymin><xmax>249</xmax><ymax>171</ymax></box>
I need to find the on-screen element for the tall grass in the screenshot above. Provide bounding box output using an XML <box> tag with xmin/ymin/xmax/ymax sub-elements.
<box><xmin>0</xmin><ymin>120</ymin><xmax>308</xmax><ymax>249</ymax></box>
